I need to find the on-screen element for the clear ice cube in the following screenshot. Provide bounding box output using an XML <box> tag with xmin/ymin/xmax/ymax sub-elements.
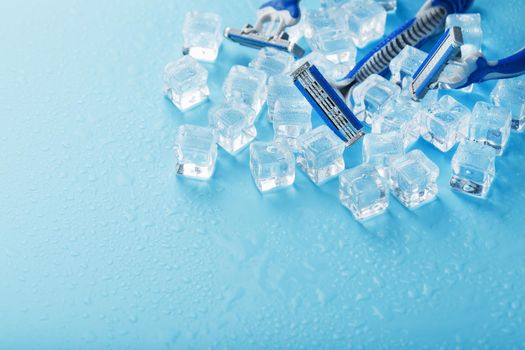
<box><xmin>420</xmin><ymin>95</ymin><xmax>470</xmax><ymax>152</ymax></box>
<box><xmin>352</xmin><ymin>74</ymin><xmax>401</xmax><ymax>125</ymax></box>
<box><xmin>372</xmin><ymin>97</ymin><xmax>422</xmax><ymax>149</ymax></box>
<box><xmin>389</xmin><ymin>45</ymin><xmax>427</xmax><ymax>85</ymax></box>
<box><xmin>467</xmin><ymin>101</ymin><xmax>512</xmax><ymax>156</ymax></box>
<box><xmin>174</xmin><ymin>125</ymin><xmax>217</xmax><ymax>180</ymax></box>
<box><xmin>249</xmin><ymin>47</ymin><xmax>294</xmax><ymax>78</ymax></box>
<box><xmin>450</xmin><ymin>140</ymin><xmax>496</xmax><ymax>198</ymax></box>
<box><xmin>341</xmin><ymin>0</ymin><xmax>387</xmax><ymax>48</ymax></box>
<box><xmin>163</xmin><ymin>56</ymin><xmax>209</xmax><ymax>111</ymax></box>
<box><xmin>446</xmin><ymin>14</ymin><xmax>482</xmax><ymax>51</ymax></box>
<box><xmin>223</xmin><ymin>65</ymin><xmax>268</xmax><ymax>115</ymax></box>
<box><xmin>303</xmin><ymin>7</ymin><xmax>345</xmax><ymax>45</ymax></box>
<box><xmin>296</xmin><ymin>125</ymin><xmax>346</xmax><ymax>184</ymax></box>
<box><xmin>362</xmin><ymin>131</ymin><xmax>404</xmax><ymax>177</ymax></box>
<box><xmin>438</xmin><ymin>60</ymin><xmax>474</xmax><ymax>93</ymax></box>
<box><xmin>208</xmin><ymin>102</ymin><xmax>256</xmax><ymax>154</ymax></box>
<box><xmin>182</xmin><ymin>11</ymin><xmax>223</xmax><ymax>62</ymax></box>
<box><xmin>389</xmin><ymin>149</ymin><xmax>439</xmax><ymax>209</ymax></box>
<box><xmin>312</xmin><ymin>28</ymin><xmax>357</xmax><ymax>65</ymax></box>
<box><xmin>273</xmin><ymin>99</ymin><xmax>312</xmax><ymax>150</ymax></box>
<box><xmin>339</xmin><ymin>163</ymin><xmax>389</xmax><ymax>220</ymax></box>
<box><xmin>491</xmin><ymin>77</ymin><xmax>525</xmax><ymax>132</ymax></box>
<box><xmin>267</xmin><ymin>74</ymin><xmax>304</xmax><ymax>122</ymax></box>
<box><xmin>249</xmin><ymin>141</ymin><xmax>295</xmax><ymax>192</ymax></box>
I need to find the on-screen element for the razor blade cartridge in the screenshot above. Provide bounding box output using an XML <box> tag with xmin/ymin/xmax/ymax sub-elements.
<box><xmin>224</xmin><ymin>25</ymin><xmax>304</xmax><ymax>58</ymax></box>
<box><xmin>411</xmin><ymin>26</ymin><xmax>464</xmax><ymax>100</ymax></box>
<box><xmin>292</xmin><ymin>62</ymin><xmax>364</xmax><ymax>146</ymax></box>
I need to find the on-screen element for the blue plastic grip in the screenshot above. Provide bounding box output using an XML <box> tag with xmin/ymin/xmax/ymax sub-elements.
<box><xmin>463</xmin><ymin>47</ymin><xmax>525</xmax><ymax>87</ymax></box>
<box><xmin>259</xmin><ymin>0</ymin><xmax>301</xmax><ymax>19</ymax></box>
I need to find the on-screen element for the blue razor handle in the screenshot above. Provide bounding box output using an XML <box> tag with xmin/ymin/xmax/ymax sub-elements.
<box><xmin>458</xmin><ymin>47</ymin><xmax>525</xmax><ymax>88</ymax></box>
<box><xmin>259</xmin><ymin>0</ymin><xmax>301</xmax><ymax>20</ymax></box>
<box><xmin>339</xmin><ymin>0</ymin><xmax>473</xmax><ymax>89</ymax></box>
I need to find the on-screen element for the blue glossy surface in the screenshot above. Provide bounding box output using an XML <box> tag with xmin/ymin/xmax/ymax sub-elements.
<box><xmin>1</xmin><ymin>0</ymin><xmax>525</xmax><ymax>348</ymax></box>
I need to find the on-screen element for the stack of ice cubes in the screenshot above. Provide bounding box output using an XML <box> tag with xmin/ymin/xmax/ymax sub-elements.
<box><xmin>166</xmin><ymin>5</ymin><xmax>522</xmax><ymax>218</ymax></box>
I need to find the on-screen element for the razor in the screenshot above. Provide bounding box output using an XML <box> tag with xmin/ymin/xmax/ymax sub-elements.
<box><xmin>291</xmin><ymin>0</ymin><xmax>474</xmax><ymax>145</ymax></box>
<box><xmin>413</xmin><ymin>43</ymin><xmax>525</xmax><ymax>95</ymax></box>
<box><xmin>224</xmin><ymin>0</ymin><xmax>305</xmax><ymax>58</ymax></box>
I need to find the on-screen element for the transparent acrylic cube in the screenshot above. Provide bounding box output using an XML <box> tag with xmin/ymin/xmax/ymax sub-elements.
<box><xmin>273</xmin><ymin>99</ymin><xmax>312</xmax><ymax>150</ymax></box>
<box><xmin>450</xmin><ymin>140</ymin><xmax>496</xmax><ymax>198</ymax></box>
<box><xmin>339</xmin><ymin>163</ymin><xmax>389</xmax><ymax>220</ymax></box>
<box><xmin>341</xmin><ymin>0</ymin><xmax>387</xmax><ymax>48</ymax></box>
<box><xmin>312</xmin><ymin>28</ymin><xmax>357</xmax><ymax>65</ymax></box>
<box><xmin>420</xmin><ymin>95</ymin><xmax>470</xmax><ymax>152</ymax></box>
<box><xmin>467</xmin><ymin>101</ymin><xmax>512</xmax><ymax>156</ymax></box>
<box><xmin>375</xmin><ymin>0</ymin><xmax>397</xmax><ymax>12</ymax></box>
<box><xmin>362</xmin><ymin>131</ymin><xmax>404</xmax><ymax>178</ymax></box>
<box><xmin>294</xmin><ymin>51</ymin><xmax>352</xmax><ymax>82</ymax></box>
<box><xmin>445</xmin><ymin>14</ymin><xmax>482</xmax><ymax>52</ymax></box>
<box><xmin>223</xmin><ymin>65</ymin><xmax>268</xmax><ymax>115</ymax></box>
<box><xmin>389</xmin><ymin>45</ymin><xmax>427</xmax><ymax>85</ymax></box>
<box><xmin>296</xmin><ymin>125</ymin><xmax>346</xmax><ymax>184</ymax></box>
<box><xmin>267</xmin><ymin>74</ymin><xmax>304</xmax><ymax>122</ymax></box>
<box><xmin>491</xmin><ymin>77</ymin><xmax>525</xmax><ymax>132</ymax></box>
<box><xmin>352</xmin><ymin>74</ymin><xmax>401</xmax><ymax>125</ymax></box>
<box><xmin>208</xmin><ymin>102</ymin><xmax>256</xmax><ymax>154</ymax></box>
<box><xmin>249</xmin><ymin>141</ymin><xmax>295</xmax><ymax>192</ymax></box>
<box><xmin>389</xmin><ymin>150</ymin><xmax>439</xmax><ymax>209</ymax></box>
<box><xmin>182</xmin><ymin>11</ymin><xmax>223</xmax><ymax>62</ymax></box>
<box><xmin>249</xmin><ymin>47</ymin><xmax>294</xmax><ymax>78</ymax></box>
<box><xmin>174</xmin><ymin>125</ymin><xmax>217</xmax><ymax>180</ymax></box>
<box><xmin>163</xmin><ymin>56</ymin><xmax>209</xmax><ymax>111</ymax></box>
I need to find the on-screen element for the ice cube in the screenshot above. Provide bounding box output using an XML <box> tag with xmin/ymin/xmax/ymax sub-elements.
<box><xmin>341</xmin><ymin>0</ymin><xmax>387</xmax><ymax>48</ymax></box>
<box><xmin>375</xmin><ymin>0</ymin><xmax>397</xmax><ymax>12</ymax></box>
<box><xmin>352</xmin><ymin>74</ymin><xmax>401</xmax><ymax>125</ymax></box>
<box><xmin>362</xmin><ymin>131</ymin><xmax>404</xmax><ymax>177</ymax></box>
<box><xmin>223</xmin><ymin>65</ymin><xmax>268</xmax><ymax>115</ymax></box>
<box><xmin>420</xmin><ymin>95</ymin><xmax>470</xmax><ymax>152</ymax></box>
<box><xmin>249</xmin><ymin>47</ymin><xmax>293</xmax><ymax>78</ymax></box>
<box><xmin>163</xmin><ymin>56</ymin><xmax>209</xmax><ymax>111</ymax></box>
<box><xmin>296</xmin><ymin>125</ymin><xmax>346</xmax><ymax>184</ymax></box>
<box><xmin>320</xmin><ymin>0</ymin><xmax>350</xmax><ymax>8</ymax></box>
<box><xmin>339</xmin><ymin>163</ymin><xmax>389</xmax><ymax>220</ymax></box>
<box><xmin>446</xmin><ymin>14</ymin><xmax>482</xmax><ymax>51</ymax></box>
<box><xmin>174</xmin><ymin>125</ymin><xmax>217</xmax><ymax>180</ymax></box>
<box><xmin>273</xmin><ymin>99</ymin><xmax>312</xmax><ymax>150</ymax></box>
<box><xmin>208</xmin><ymin>102</ymin><xmax>256</xmax><ymax>154</ymax></box>
<box><xmin>312</xmin><ymin>28</ymin><xmax>357</xmax><ymax>65</ymax></box>
<box><xmin>491</xmin><ymin>77</ymin><xmax>525</xmax><ymax>132</ymax></box>
<box><xmin>267</xmin><ymin>74</ymin><xmax>304</xmax><ymax>122</ymax></box>
<box><xmin>389</xmin><ymin>149</ymin><xmax>439</xmax><ymax>209</ymax></box>
<box><xmin>467</xmin><ymin>101</ymin><xmax>512</xmax><ymax>156</ymax></box>
<box><xmin>303</xmin><ymin>7</ymin><xmax>344</xmax><ymax>44</ymax></box>
<box><xmin>389</xmin><ymin>45</ymin><xmax>427</xmax><ymax>85</ymax></box>
<box><xmin>439</xmin><ymin>60</ymin><xmax>474</xmax><ymax>93</ymax></box>
<box><xmin>293</xmin><ymin>51</ymin><xmax>352</xmax><ymax>82</ymax></box>
<box><xmin>249</xmin><ymin>141</ymin><xmax>295</xmax><ymax>192</ymax></box>
<box><xmin>450</xmin><ymin>140</ymin><xmax>496</xmax><ymax>198</ymax></box>
<box><xmin>182</xmin><ymin>11</ymin><xmax>223</xmax><ymax>62</ymax></box>
<box><xmin>372</xmin><ymin>97</ymin><xmax>422</xmax><ymax>148</ymax></box>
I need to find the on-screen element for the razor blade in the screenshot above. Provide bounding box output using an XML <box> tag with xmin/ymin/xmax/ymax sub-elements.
<box><xmin>411</xmin><ymin>26</ymin><xmax>464</xmax><ymax>100</ymax></box>
<box><xmin>224</xmin><ymin>25</ymin><xmax>304</xmax><ymax>58</ymax></box>
<box><xmin>292</xmin><ymin>62</ymin><xmax>364</xmax><ymax>146</ymax></box>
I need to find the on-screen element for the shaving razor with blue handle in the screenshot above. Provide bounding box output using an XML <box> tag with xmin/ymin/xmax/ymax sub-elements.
<box><xmin>224</xmin><ymin>0</ymin><xmax>305</xmax><ymax>58</ymax></box>
<box><xmin>292</xmin><ymin>0</ymin><xmax>474</xmax><ymax>145</ymax></box>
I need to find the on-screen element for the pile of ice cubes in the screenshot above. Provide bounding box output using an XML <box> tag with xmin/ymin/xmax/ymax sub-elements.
<box><xmin>163</xmin><ymin>2</ymin><xmax>524</xmax><ymax>221</ymax></box>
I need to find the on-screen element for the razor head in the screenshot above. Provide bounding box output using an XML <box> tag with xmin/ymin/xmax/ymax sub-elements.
<box><xmin>291</xmin><ymin>62</ymin><xmax>364</xmax><ymax>147</ymax></box>
<box><xmin>411</xmin><ymin>26</ymin><xmax>464</xmax><ymax>100</ymax></box>
<box><xmin>224</xmin><ymin>25</ymin><xmax>305</xmax><ymax>58</ymax></box>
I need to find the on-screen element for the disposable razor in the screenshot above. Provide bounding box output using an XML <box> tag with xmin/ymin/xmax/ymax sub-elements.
<box><xmin>224</xmin><ymin>0</ymin><xmax>305</xmax><ymax>58</ymax></box>
<box><xmin>291</xmin><ymin>0</ymin><xmax>474</xmax><ymax>145</ymax></box>
<box><xmin>413</xmin><ymin>42</ymin><xmax>525</xmax><ymax>94</ymax></box>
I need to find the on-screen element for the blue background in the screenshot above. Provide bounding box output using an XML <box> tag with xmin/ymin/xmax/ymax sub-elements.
<box><xmin>1</xmin><ymin>0</ymin><xmax>525</xmax><ymax>348</ymax></box>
